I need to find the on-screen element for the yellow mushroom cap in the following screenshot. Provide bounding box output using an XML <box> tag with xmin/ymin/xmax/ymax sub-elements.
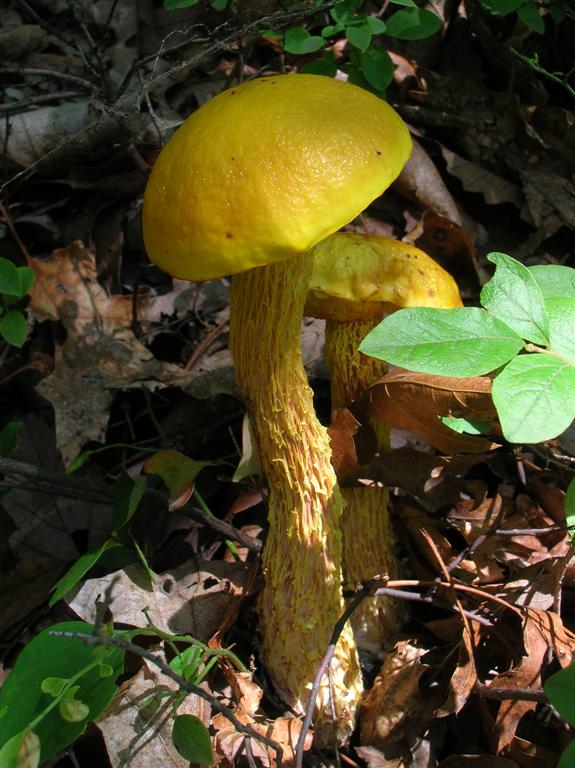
<box><xmin>306</xmin><ymin>233</ymin><xmax>463</xmax><ymax>322</ymax></box>
<box><xmin>142</xmin><ymin>75</ymin><xmax>412</xmax><ymax>281</ymax></box>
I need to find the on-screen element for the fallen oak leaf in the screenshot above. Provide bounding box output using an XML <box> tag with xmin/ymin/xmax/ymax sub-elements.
<box><xmin>361</xmin><ymin>369</ymin><xmax>499</xmax><ymax>454</ymax></box>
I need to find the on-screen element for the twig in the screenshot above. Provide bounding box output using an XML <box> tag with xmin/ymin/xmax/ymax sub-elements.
<box><xmin>49</xmin><ymin>630</ymin><xmax>284</xmax><ymax>764</ymax></box>
<box><xmin>0</xmin><ymin>91</ymin><xmax>86</xmax><ymax>114</ymax></box>
<box><xmin>0</xmin><ymin>66</ymin><xmax>95</xmax><ymax>91</ymax></box>
<box><xmin>474</xmin><ymin>682</ymin><xmax>547</xmax><ymax>703</ymax></box>
<box><xmin>184</xmin><ymin>318</ymin><xmax>229</xmax><ymax>371</ymax></box>
<box><xmin>0</xmin><ymin>200</ymin><xmax>33</xmax><ymax>265</ymax></box>
<box><xmin>294</xmin><ymin>594</ymin><xmax>364</xmax><ymax>768</ymax></box>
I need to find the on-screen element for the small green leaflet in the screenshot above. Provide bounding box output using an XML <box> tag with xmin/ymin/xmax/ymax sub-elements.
<box><xmin>172</xmin><ymin>715</ymin><xmax>215</xmax><ymax>764</ymax></box>
<box><xmin>0</xmin><ymin>258</ymin><xmax>35</xmax><ymax>299</ymax></box>
<box><xmin>491</xmin><ymin>354</ymin><xmax>575</xmax><ymax>443</ymax></box>
<box><xmin>384</xmin><ymin>7</ymin><xmax>442</xmax><ymax>40</ymax></box>
<box><xmin>361</xmin><ymin>46</ymin><xmax>394</xmax><ymax>91</ymax></box>
<box><xmin>565</xmin><ymin>478</ymin><xmax>575</xmax><ymax>538</ymax></box>
<box><xmin>481</xmin><ymin>252</ymin><xmax>549</xmax><ymax>345</ymax></box>
<box><xmin>359</xmin><ymin>306</ymin><xmax>523</xmax><ymax>377</ymax></box>
<box><xmin>284</xmin><ymin>27</ymin><xmax>324</xmax><ymax>54</ymax></box>
<box><xmin>545</xmin><ymin>298</ymin><xmax>575</xmax><ymax>363</ymax></box>
<box><xmin>0</xmin><ymin>310</ymin><xmax>28</xmax><ymax>348</ymax></box>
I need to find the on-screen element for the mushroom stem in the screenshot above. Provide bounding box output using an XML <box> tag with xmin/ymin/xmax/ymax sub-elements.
<box><xmin>325</xmin><ymin>320</ymin><xmax>404</xmax><ymax>651</ymax></box>
<box><xmin>229</xmin><ymin>254</ymin><xmax>362</xmax><ymax>740</ymax></box>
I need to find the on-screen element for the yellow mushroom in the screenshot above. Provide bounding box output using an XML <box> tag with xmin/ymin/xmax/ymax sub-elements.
<box><xmin>306</xmin><ymin>233</ymin><xmax>463</xmax><ymax>652</ymax></box>
<box><xmin>142</xmin><ymin>74</ymin><xmax>411</xmax><ymax>739</ymax></box>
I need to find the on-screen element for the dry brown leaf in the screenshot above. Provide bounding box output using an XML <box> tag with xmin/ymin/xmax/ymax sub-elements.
<box><xmin>395</xmin><ymin>139</ymin><xmax>463</xmax><ymax>225</ymax></box>
<box><xmin>436</xmin><ymin>621</ymin><xmax>479</xmax><ymax>717</ymax></box>
<box><xmin>221</xmin><ymin>666</ymin><xmax>263</xmax><ymax>717</ymax></box>
<box><xmin>97</xmin><ymin>662</ymin><xmax>210</xmax><ymax>768</ymax></box>
<box><xmin>28</xmin><ymin>242</ymin><xmax>195</xmax><ymax>462</ymax></box>
<box><xmin>362</xmin><ymin>369</ymin><xmax>498</xmax><ymax>455</ymax></box>
<box><xmin>490</xmin><ymin>608</ymin><xmax>575</xmax><ymax>752</ymax></box>
<box><xmin>328</xmin><ymin>407</ymin><xmax>378</xmax><ymax>477</ymax></box>
<box><xmin>212</xmin><ymin>711</ymin><xmax>310</xmax><ymax>767</ymax></box>
<box><xmin>360</xmin><ymin>639</ymin><xmax>437</xmax><ymax>746</ymax></box>
<box><xmin>441</xmin><ymin>147</ymin><xmax>524</xmax><ymax>209</ymax></box>
<box><xmin>507</xmin><ymin>735</ymin><xmax>559</xmax><ymax>768</ymax></box>
<box><xmin>66</xmin><ymin>561</ymin><xmax>247</xmax><ymax>642</ymax></box>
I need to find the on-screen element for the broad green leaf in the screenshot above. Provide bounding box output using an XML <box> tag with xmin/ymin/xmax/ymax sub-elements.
<box><xmin>346</xmin><ymin>21</ymin><xmax>372</xmax><ymax>50</ymax></box>
<box><xmin>517</xmin><ymin>2</ymin><xmax>544</xmax><ymax>33</ymax></box>
<box><xmin>331</xmin><ymin>0</ymin><xmax>363</xmax><ymax>23</ymax></box>
<box><xmin>0</xmin><ymin>622</ymin><xmax>123</xmax><ymax>764</ymax></box>
<box><xmin>144</xmin><ymin>450</ymin><xmax>217</xmax><ymax>512</ymax></box>
<box><xmin>360</xmin><ymin>46</ymin><xmax>394</xmax><ymax>91</ymax></box>
<box><xmin>492</xmin><ymin>354</ymin><xmax>575</xmax><ymax>443</ymax></box>
<box><xmin>558</xmin><ymin>739</ymin><xmax>575</xmax><ymax>768</ymax></box>
<box><xmin>441</xmin><ymin>416</ymin><xmax>493</xmax><ymax>435</ymax></box>
<box><xmin>480</xmin><ymin>0</ymin><xmax>524</xmax><ymax>14</ymax></box>
<box><xmin>366</xmin><ymin>16</ymin><xmax>387</xmax><ymax>33</ymax></box>
<box><xmin>384</xmin><ymin>8</ymin><xmax>442</xmax><ymax>40</ymax></box>
<box><xmin>544</xmin><ymin>663</ymin><xmax>575</xmax><ymax>725</ymax></box>
<box><xmin>0</xmin><ymin>311</ymin><xmax>28</xmax><ymax>348</ymax></box>
<box><xmin>530</xmin><ymin>265</ymin><xmax>575</xmax><ymax>299</ymax></box>
<box><xmin>546</xmin><ymin>297</ymin><xmax>575</xmax><ymax>363</ymax></box>
<box><xmin>49</xmin><ymin>539</ymin><xmax>120</xmax><ymax>606</ymax></box>
<box><xmin>284</xmin><ymin>27</ymin><xmax>324</xmax><ymax>54</ymax></box>
<box><xmin>0</xmin><ymin>730</ymin><xmax>40</xmax><ymax>768</ymax></box>
<box><xmin>112</xmin><ymin>472</ymin><xmax>146</xmax><ymax>530</ymax></box>
<box><xmin>565</xmin><ymin>478</ymin><xmax>575</xmax><ymax>533</ymax></box>
<box><xmin>359</xmin><ymin>307</ymin><xmax>524</xmax><ymax>377</ymax></box>
<box><xmin>172</xmin><ymin>714</ymin><xmax>215</xmax><ymax>764</ymax></box>
<box><xmin>0</xmin><ymin>259</ymin><xmax>34</xmax><ymax>298</ymax></box>
<box><xmin>481</xmin><ymin>252</ymin><xmax>549</xmax><ymax>345</ymax></box>
<box><xmin>0</xmin><ymin>421</ymin><xmax>22</xmax><ymax>458</ymax></box>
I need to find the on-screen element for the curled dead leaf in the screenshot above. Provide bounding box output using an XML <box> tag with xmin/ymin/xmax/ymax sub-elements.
<box><xmin>361</xmin><ymin>369</ymin><xmax>498</xmax><ymax>454</ymax></box>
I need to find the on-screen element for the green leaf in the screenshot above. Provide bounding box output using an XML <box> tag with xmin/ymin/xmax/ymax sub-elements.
<box><xmin>209</xmin><ymin>0</ymin><xmax>228</xmax><ymax>8</ymax></box>
<box><xmin>491</xmin><ymin>354</ymin><xmax>575</xmax><ymax>443</ymax></box>
<box><xmin>517</xmin><ymin>2</ymin><xmax>544</xmax><ymax>33</ymax></box>
<box><xmin>0</xmin><ymin>259</ymin><xmax>34</xmax><ymax>299</ymax></box>
<box><xmin>359</xmin><ymin>307</ymin><xmax>524</xmax><ymax>377</ymax></box>
<box><xmin>0</xmin><ymin>730</ymin><xmax>41</xmax><ymax>768</ymax></box>
<box><xmin>544</xmin><ymin>663</ymin><xmax>575</xmax><ymax>725</ymax></box>
<box><xmin>441</xmin><ymin>416</ymin><xmax>493</xmax><ymax>435</ymax></box>
<box><xmin>360</xmin><ymin>46</ymin><xmax>394</xmax><ymax>91</ymax></box>
<box><xmin>113</xmin><ymin>472</ymin><xmax>146</xmax><ymax>530</ymax></box>
<box><xmin>558</xmin><ymin>738</ymin><xmax>575</xmax><ymax>768</ymax></box>
<box><xmin>163</xmin><ymin>0</ymin><xmax>199</xmax><ymax>8</ymax></box>
<box><xmin>284</xmin><ymin>27</ymin><xmax>324</xmax><ymax>54</ymax></box>
<box><xmin>366</xmin><ymin>16</ymin><xmax>387</xmax><ymax>33</ymax></box>
<box><xmin>331</xmin><ymin>0</ymin><xmax>363</xmax><ymax>23</ymax></box>
<box><xmin>388</xmin><ymin>0</ymin><xmax>417</xmax><ymax>6</ymax></box>
<box><xmin>144</xmin><ymin>450</ymin><xmax>217</xmax><ymax>512</ymax></box>
<box><xmin>384</xmin><ymin>8</ymin><xmax>442</xmax><ymax>40</ymax></box>
<box><xmin>0</xmin><ymin>421</ymin><xmax>22</xmax><ymax>458</ymax></box>
<box><xmin>0</xmin><ymin>622</ymin><xmax>123</xmax><ymax>764</ymax></box>
<box><xmin>172</xmin><ymin>715</ymin><xmax>215</xmax><ymax>764</ymax></box>
<box><xmin>59</xmin><ymin>688</ymin><xmax>90</xmax><ymax>724</ymax></box>
<box><xmin>0</xmin><ymin>311</ymin><xmax>28</xmax><ymax>348</ymax></box>
<box><xmin>546</xmin><ymin>298</ymin><xmax>575</xmax><ymax>363</ymax></box>
<box><xmin>301</xmin><ymin>52</ymin><xmax>337</xmax><ymax>77</ymax></box>
<box><xmin>481</xmin><ymin>252</ymin><xmax>549</xmax><ymax>345</ymax></box>
<box><xmin>346</xmin><ymin>21</ymin><xmax>372</xmax><ymax>50</ymax></box>
<box><xmin>529</xmin><ymin>265</ymin><xmax>575</xmax><ymax>299</ymax></box>
<box><xmin>49</xmin><ymin>539</ymin><xmax>120</xmax><ymax>606</ymax></box>
<box><xmin>565</xmin><ymin>478</ymin><xmax>575</xmax><ymax>533</ymax></box>
<box><xmin>481</xmin><ymin>0</ymin><xmax>524</xmax><ymax>14</ymax></box>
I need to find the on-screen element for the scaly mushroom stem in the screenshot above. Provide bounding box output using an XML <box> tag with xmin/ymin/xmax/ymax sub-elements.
<box><xmin>229</xmin><ymin>254</ymin><xmax>362</xmax><ymax>741</ymax></box>
<box><xmin>325</xmin><ymin>320</ymin><xmax>404</xmax><ymax>652</ymax></box>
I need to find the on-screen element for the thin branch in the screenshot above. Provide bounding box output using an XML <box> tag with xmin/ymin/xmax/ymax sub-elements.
<box><xmin>474</xmin><ymin>682</ymin><xmax>547</xmax><ymax>703</ymax></box>
<box><xmin>0</xmin><ymin>66</ymin><xmax>95</xmax><ymax>91</ymax></box>
<box><xmin>49</xmin><ymin>630</ymin><xmax>284</xmax><ymax>764</ymax></box>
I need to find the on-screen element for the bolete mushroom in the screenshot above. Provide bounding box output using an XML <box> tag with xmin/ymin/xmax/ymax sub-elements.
<box><xmin>306</xmin><ymin>233</ymin><xmax>463</xmax><ymax>651</ymax></box>
<box><xmin>142</xmin><ymin>74</ymin><xmax>411</xmax><ymax>738</ymax></box>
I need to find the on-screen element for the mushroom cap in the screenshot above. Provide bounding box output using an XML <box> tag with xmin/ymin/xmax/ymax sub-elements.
<box><xmin>306</xmin><ymin>233</ymin><xmax>463</xmax><ymax>322</ymax></box>
<box><xmin>143</xmin><ymin>75</ymin><xmax>412</xmax><ymax>281</ymax></box>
